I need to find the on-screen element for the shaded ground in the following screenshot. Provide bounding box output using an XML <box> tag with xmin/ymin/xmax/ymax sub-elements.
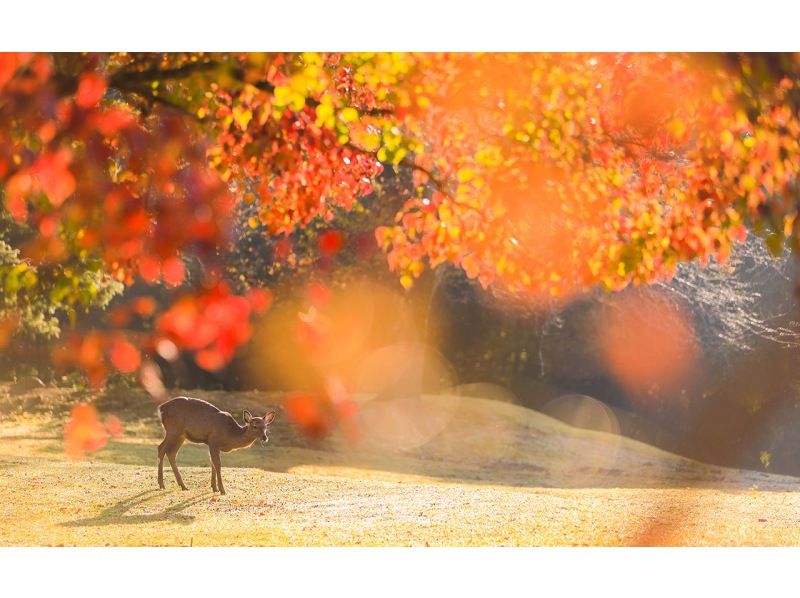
<box><xmin>1</xmin><ymin>384</ymin><xmax>799</xmax><ymax>546</ymax></box>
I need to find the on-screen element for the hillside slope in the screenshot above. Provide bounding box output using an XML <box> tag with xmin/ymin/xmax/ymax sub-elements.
<box><xmin>1</xmin><ymin>384</ymin><xmax>799</xmax><ymax>546</ymax></box>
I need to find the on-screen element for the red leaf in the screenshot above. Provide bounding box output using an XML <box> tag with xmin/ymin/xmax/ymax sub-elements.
<box><xmin>195</xmin><ymin>348</ymin><xmax>226</xmax><ymax>372</ymax></box>
<box><xmin>132</xmin><ymin>296</ymin><xmax>157</xmax><ymax>317</ymax></box>
<box><xmin>38</xmin><ymin>216</ymin><xmax>58</xmax><ymax>237</ymax></box>
<box><xmin>5</xmin><ymin>192</ymin><xmax>28</xmax><ymax>222</ymax></box>
<box><xmin>108</xmin><ymin>307</ymin><xmax>131</xmax><ymax>327</ymax></box>
<box><xmin>32</xmin><ymin>150</ymin><xmax>76</xmax><ymax>206</ymax></box>
<box><xmin>94</xmin><ymin>108</ymin><xmax>134</xmax><ymax>135</ymax></box>
<box><xmin>282</xmin><ymin>392</ymin><xmax>331</xmax><ymax>440</ymax></box>
<box><xmin>306</xmin><ymin>282</ymin><xmax>332</xmax><ymax>308</ymax></box>
<box><xmin>105</xmin><ymin>415</ymin><xmax>124</xmax><ymax>438</ymax></box>
<box><xmin>0</xmin><ymin>53</ymin><xmax>23</xmax><ymax>91</ymax></box>
<box><xmin>246</xmin><ymin>288</ymin><xmax>273</xmax><ymax>314</ymax></box>
<box><xmin>162</xmin><ymin>257</ymin><xmax>186</xmax><ymax>287</ymax></box>
<box><xmin>273</xmin><ymin>237</ymin><xmax>292</xmax><ymax>261</ymax></box>
<box><xmin>0</xmin><ymin>316</ymin><xmax>19</xmax><ymax>350</ymax></box>
<box><xmin>76</xmin><ymin>72</ymin><xmax>107</xmax><ymax>109</ymax></box>
<box><xmin>318</xmin><ymin>230</ymin><xmax>344</xmax><ymax>256</ymax></box>
<box><xmin>139</xmin><ymin>256</ymin><xmax>161</xmax><ymax>284</ymax></box>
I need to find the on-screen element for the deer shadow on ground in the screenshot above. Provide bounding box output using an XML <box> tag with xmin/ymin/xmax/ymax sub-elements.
<box><xmin>60</xmin><ymin>489</ymin><xmax>213</xmax><ymax>528</ymax></box>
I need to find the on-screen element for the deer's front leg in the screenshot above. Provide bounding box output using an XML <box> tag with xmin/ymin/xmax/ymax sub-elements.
<box><xmin>210</xmin><ymin>446</ymin><xmax>224</xmax><ymax>495</ymax></box>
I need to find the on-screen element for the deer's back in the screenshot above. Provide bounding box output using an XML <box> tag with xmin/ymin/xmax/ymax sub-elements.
<box><xmin>159</xmin><ymin>396</ymin><xmax>238</xmax><ymax>443</ymax></box>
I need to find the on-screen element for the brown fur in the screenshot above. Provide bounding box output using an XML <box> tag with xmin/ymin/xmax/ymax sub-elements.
<box><xmin>157</xmin><ymin>396</ymin><xmax>275</xmax><ymax>494</ymax></box>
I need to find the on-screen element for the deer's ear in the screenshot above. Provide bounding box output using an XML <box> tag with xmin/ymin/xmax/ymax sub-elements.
<box><xmin>243</xmin><ymin>410</ymin><xmax>252</xmax><ymax>424</ymax></box>
<box><xmin>264</xmin><ymin>411</ymin><xmax>276</xmax><ymax>424</ymax></box>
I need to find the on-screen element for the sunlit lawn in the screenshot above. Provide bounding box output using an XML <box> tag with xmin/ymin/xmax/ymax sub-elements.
<box><xmin>2</xmin><ymin>384</ymin><xmax>800</xmax><ymax>546</ymax></box>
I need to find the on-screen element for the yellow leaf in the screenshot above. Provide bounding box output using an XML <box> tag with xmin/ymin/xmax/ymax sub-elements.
<box><xmin>290</xmin><ymin>92</ymin><xmax>306</xmax><ymax>112</ymax></box>
<box><xmin>457</xmin><ymin>168</ymin><xmax>475</xmax><ymax>183</ymax></box>
<box><xmin>741</xmin><ymin>174</ymin><xmax>757</xmax><ymax>191</ymax></box>
<box><xmin>667</xmin><ymin>118</ymin><xmax>686</xmax><ymax>138</ymax></box>
<box><xmin>339</xmin><ymin>107</ymin><xmax>359</xmax><ymax>123</ymax></box>
<box><xmin>392</xmin><ymin>148</ymin><xmax>408</xmax><ymax>165</ymax></box>
<box><xmin>315</xmin><ymin>102</ymin><xmax>335</xmax><ymax>128</ymax></box>
<box><xmin>232</xmin><ymin>106</ymin><xmax>253</xmax><ymax>131</ymax></box>
<box><xmin>361</xmin><ymin>133</ymin><xmax>381</xmax><ymax>151</ymax></box>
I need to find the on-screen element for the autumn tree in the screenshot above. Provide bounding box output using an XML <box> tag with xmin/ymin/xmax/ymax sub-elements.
<box><xmin>2</xmin><ymin>52</ymin><xmax>800</xmax><ymax>436</ymax></box>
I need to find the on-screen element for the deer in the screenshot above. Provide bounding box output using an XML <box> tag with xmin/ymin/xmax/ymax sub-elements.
<box><xmin>157</xmin><ymin>396</ymin><xmax>276</xmax><ymax>495</ymax></box>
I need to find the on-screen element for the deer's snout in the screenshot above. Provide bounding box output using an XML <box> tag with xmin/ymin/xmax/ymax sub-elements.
<box><xmin>261</xmin><ymin>433</ymin><xmax>268</xmax><ymax>443</ymax></box>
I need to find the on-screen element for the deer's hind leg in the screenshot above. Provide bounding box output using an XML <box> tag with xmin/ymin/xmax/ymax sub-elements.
<box><xmin>165</xmin><ymin>436</ymin><xmax>188</xmax><ymax>491</ymax></box>
<box><xmin>209</xmin><ymin>446</ymin><xmax>224</xmax><ymax>495</ymax></box>
<box><xmin>157</xmin><ymin>436</ymin><xmax>171</xmax><ymax>489</ymax></box>
<box><xmin>208</xmin><ymin>446</ymin><xmax>218</xmax><ymax>492</ymax></box>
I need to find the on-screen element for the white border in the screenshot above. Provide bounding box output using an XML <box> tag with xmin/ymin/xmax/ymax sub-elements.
<box><xmin>4</xmin><ymin>547</ymin><xmax>800</xmax><ymax>596</ymax></box>
<box><xmin>2</xmin><ymin>1</ymin><xmax>800</xmax><ymax>51</ymax></box>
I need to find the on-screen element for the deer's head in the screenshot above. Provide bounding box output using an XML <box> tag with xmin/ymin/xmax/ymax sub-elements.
<box><xmin>243</xmin><ymin>410</ymin><xmax>276</xmax><ymax>444</ymax></box>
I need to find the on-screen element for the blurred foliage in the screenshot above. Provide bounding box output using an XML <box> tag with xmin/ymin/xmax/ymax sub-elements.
<box><xmin>1</xmin><ymin>211</ymin><xmax>122</xmax><ymax>340</ymax></box>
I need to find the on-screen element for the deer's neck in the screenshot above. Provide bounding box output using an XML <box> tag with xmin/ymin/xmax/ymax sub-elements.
<box><xmin>229</xmin><ymin>424</ymin><xmax>255</xmax><ymax>450</ymax></box>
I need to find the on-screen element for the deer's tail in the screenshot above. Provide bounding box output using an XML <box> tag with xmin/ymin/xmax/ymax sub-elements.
<box><xmin>157</xmin><ymin>401</ymin><xmax>169</xmax><ymax>426</ymax></box>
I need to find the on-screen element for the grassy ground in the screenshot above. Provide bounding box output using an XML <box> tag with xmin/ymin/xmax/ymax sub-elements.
<box><xmin>1</xmin><ymin>383</ymin><xmax>800</xmax><ymax>546</ymax></box>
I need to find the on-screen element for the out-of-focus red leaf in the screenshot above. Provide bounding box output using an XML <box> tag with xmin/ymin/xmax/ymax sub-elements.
<box><xmin>94</xmin><ymin>107</ymin><xmax>134</xmax><ymax>135</ymax></box>
<box><xmin>77</xmin><ymin>334</ymin><xmax>103</xmax><ymax>371</ymax></box>
<box><xmin>282</xmin><ymin>392</ymin><xmax>331</xmax><ymax>440</ymax></box>
<box><xmin>105</xmin><ymin>415</ymin><xmax>124</xmax><ymax>438</ymax></box>
<box><xmin>110</xmin><ymin>339</ymin><xmax>141</xmax><ymax>373</ymax></box>
<box><xmin>5</xmin><ymin>195</ymin><xmax>27</xmax><ymax>222</ymax></box>
<box><xmin>273</xmin><ymin>237</ymin><xmax>292</xmax><ymax>261</ymax></box>
<box><xmin>306</xmin><ymin>281</ymin><xmax>332</xmax><ymax>308</ymax></box>
<box><xmin>132</xmin><ymin>296</ymin><xmax>157</xmax><ymax>317</ymax></box>
<box><xmin>0</xmin><ymin>53</ymin><xmax>21</xmax><ymax>90</ymax></box>
<box><xmin>31</xmin><ymin>150</ymin><xmax>75</xmax><ymax>206</ymax></box>
<box><xmin>246</xmin><ymin>288</ymin><xmax>273</xmax><ymax>314</ymax></box>
<box><xmin>318</xmin><ymin>230</ymin><xmax>344</xmax><ymax>256</ymax></box>
<box><xmin>0</xmin><ymin>316</ymin><xmax>19</xmax><ymax>350</ymax></box>
<box><xmin>195</xmin><ymin>348</ymin><xmax>225</xmax><ymax>371</ymax></box>
<box><xmin>64</xmin><ymin>403</ymin><xmax>109</xmax><ymax>459</ymax></box>
<box><xmin>108</xmin><ymin>307</ymin><xmax>131</xmax><ymax>327</ymax></box>
<box><xmin>38</xmin><ymin>216</ymin><xmax>57</xmax><ymax>237</ymax></box>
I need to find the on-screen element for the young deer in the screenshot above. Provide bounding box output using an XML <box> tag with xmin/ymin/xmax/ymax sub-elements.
<box><xmin>157</xmin><ymin>396</ymin><xmax>276</xmax><ymax>494</ymax></box>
